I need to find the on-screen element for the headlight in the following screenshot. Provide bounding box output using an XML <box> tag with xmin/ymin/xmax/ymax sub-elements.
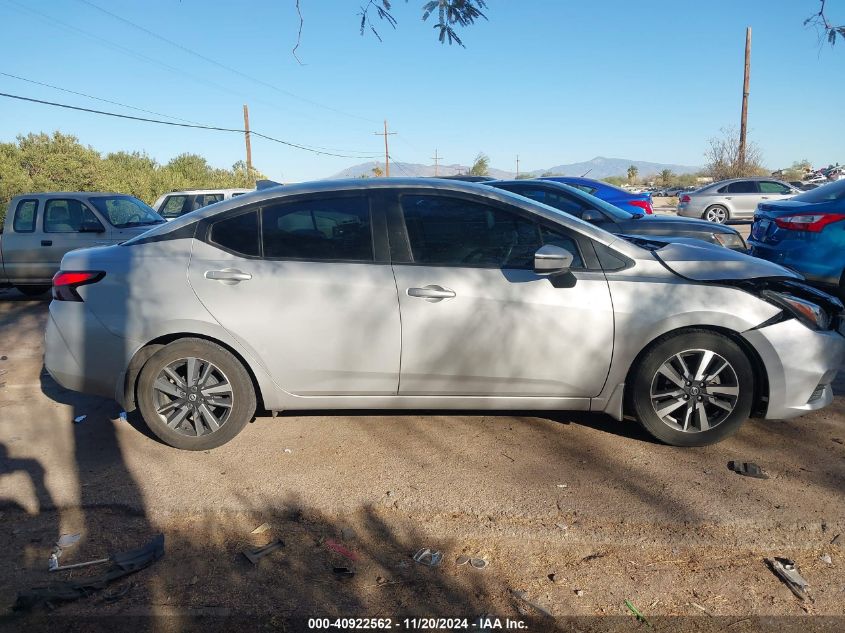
<box><xmin>762</xmin><ymin>291</ymin><xmax>831</xmax><ymax>330</ymax></box>
<box><xmin>713</xmin><ymin>232</ymin><xmax>747</xmax><ymax>250</ymax></box>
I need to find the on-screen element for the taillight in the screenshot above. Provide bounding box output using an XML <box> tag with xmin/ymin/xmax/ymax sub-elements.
<box><xmin>52</xmin><ymin>271</ymin><xmax>105</xmax><ymax>301</ymax></box>
<box><xmin>773</xmin><ymin>213</ymin><xmax>845</xmax><ymax>233</ymax></box>
<box><xmin>629</xmin><ymin>199</ymin><xmax>654</xmax><ymax>215</ymax></box>
<box><xmin>680</xmin><ymin>195</ymin><xmax>691</xmax><ymax>203</ymax></box>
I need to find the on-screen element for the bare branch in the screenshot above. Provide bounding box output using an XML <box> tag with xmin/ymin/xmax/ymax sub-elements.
<box><xmin>292</xmin><ymin>0</ymin><xmax>305</xmax><ymax>64</ymax></box>
<box><xmin>805</xmin><ymin>0</ymin><xmax>844</xmax><ymax>46</ymax></box>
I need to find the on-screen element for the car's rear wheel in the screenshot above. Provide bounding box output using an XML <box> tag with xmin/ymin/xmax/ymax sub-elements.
<box><xmin>703</xmin><ymin>205</ymin><xmax>729</xmax><ymax>223</ymax></box>
<box><xmin>15</xmin><ymin>285</ymin><xmax>51</xmax><ymax>296</ymax></box>
<box><xmin>137</xmin><ymin>338</ymin><xmax>256</xmax><ymax>450</ymax></box>
<box><xmin>630</xmin><ymin>330</ymin><xmax>754</xmax><ymax>446</ymax></box>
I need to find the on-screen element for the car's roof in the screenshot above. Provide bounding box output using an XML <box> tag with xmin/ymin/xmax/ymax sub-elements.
<box><xmin>12</xmin><ymin>191</ymin><xmax>134</xmax><ymax>198</ymax></box>
<box><xmin>162</xmin><ymin>188</ymin><xmax>253</xmax><ymax>195</ymax></box>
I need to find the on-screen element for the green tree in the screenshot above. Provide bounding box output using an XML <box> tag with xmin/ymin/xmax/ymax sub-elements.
<box><xmin>359</xmin><ymin>0</ymin><xmax>488</xmax><ymax>46</ymax></box>
<box><xmin>469</xmin><ymin>152</ymin><xmax>490</xmax><ymax>176</ymax></box>
<box><xmin>659</xmin><ymin>169</ymin><xmax>674</xmax><ymax>186</ymax></box>
<box><xmin>371</xmin><ymin>165</ymin><xmax>384</xmax><ymax>177</ymax></box>
<box><xmin>627</xmin><ymin>165</ymin><xmax>639</xmax><ymax>184</ymax></box>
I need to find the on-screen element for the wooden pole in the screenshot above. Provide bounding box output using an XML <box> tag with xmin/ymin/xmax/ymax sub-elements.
<box><xmin>738</xmin><ymin>27</ymin><xmax>751</xmax><ymax>171</ymax></box>
<box><xmin>431</xmin><ymin>149</ymin><xmax>441</xmax><ymax>176</ymax></box>
<box><xmin>373</xmin><ymin>120</ymin><xmax>396</xmax><ymax>177</ymax></box>
<box><xmin>243</xmin><ymin>104</ymin><xmax>253</xmax><ymax>172</ymax></box>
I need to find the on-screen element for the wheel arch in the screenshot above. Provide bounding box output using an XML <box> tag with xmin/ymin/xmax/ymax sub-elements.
<box><xmin>703</xmin><ymin>203</ymin><xmax>730</xmax><ymax>222</ymax></box>
<box><xmin>622</xmin><ymin>325</ymin><xmax>769</xmax><ymax>418</ymax></box>
<box><xmin>122</xmin><ymin>332</ymin><xmax>268</xmax><ymax>413</ymax></box>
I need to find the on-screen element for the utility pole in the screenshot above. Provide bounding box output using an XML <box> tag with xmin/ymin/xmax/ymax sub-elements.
<box><xmin>431</xmin><ymin>149</ymin><xmax>442</xmax><ymax>176</ymax></box>
<box><xmin>738</xmin><ymin>27</ymin><xmax>751</xmax><ymax>172</ymax></box>
<box><xmin>243</xmin><ymin>104</ymin><xmax>253</xmax><ymax>172</ymax></box>
<box><xmin>516</xmin><ymin>155</ymin><xmax>520</xmax><ymax>178</ymax></box>
<box><xmin>374</xmin><ymin>119</ymin><xmax>396</xmax><ymax>177</ymax></box>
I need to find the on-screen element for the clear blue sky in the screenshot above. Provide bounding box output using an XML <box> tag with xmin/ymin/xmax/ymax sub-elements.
<box><xmin>1</xmin><ymin>0</ymin><xmax>843</xmax><ymax>181</ymax></box>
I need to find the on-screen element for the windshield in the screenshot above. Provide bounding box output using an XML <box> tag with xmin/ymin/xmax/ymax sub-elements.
<box><xmin>88</xmin><ymin>196</ymin><xmax>165</xmax><ymax>228</ymax></box>
<box><xmin>792</xmin><ymin>179</ymin><xmax>845</xmax><ymax>204</ymax></box>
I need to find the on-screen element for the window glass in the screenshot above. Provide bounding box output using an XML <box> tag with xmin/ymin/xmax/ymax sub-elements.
<box><xmin>793</xmin><ymin>179</ymin><xmax>845</xmax><ymax>203</ymax></box>
<box><xmin>44</xmin><ymin>199</ymin><xmax>104</xmax><ymax>233</ymax></box>
<box><xmin>759</xmin><ymin>181</ymin><xmax>791</xmax><ymax>194</ymax></box>
<box><xmin>262</xmin><ymin>197</ymin><xmax>372</xmax><ymax>261</ymax></box>
<box><xmin>400</xmin><ymin>195</ymin><xmax>541</xmax><ymax>268</ymax></box>
<box><xmin>571</xmin><ymin>183</ymin><xmax>598</xmax><ymax>195</ymax></box>
<box><xmin>209</xmin><ymin>210</ymin><xmax>259</xmax><ymax>256</ymax></box>
<box><xmin>88</xmin><ymin>196</ymin><xmax>163</xmax><ymax>228</ymax></box>
<box><xmin>160</xmin><ymin>195</ymin><xmax>188</xmax><ymax>219</ymax></box>
<box><xmin>540</xmin><ymin>225</ymin><xmax>584</xmax><ymax>268</ymax></box>
<box><xmin>13</xmin><ymin>199</ymin><xmax>37</xmax><ymax>232</ymax></box>
<box><xmin>726</xmin><ymin>181</ymin><xmax>758</xmax><ymax>194</ymax></box>
<box><xmin>194</xmin><ymin>193</ymin><xmax>224</xmax><ymax>209</ymax></box>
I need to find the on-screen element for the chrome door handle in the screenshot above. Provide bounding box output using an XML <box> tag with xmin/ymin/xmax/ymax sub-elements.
<box><xmin>205</xmin><ymin>269</ymin><xmax>252</xmax><ymax>284</ymax></box>
<box><xmin>407</xmin><ymin>285</ymin><xmax>456</xmax><ymax>302</ymax></box>
<box><xmin>760</xmin><ymin>196</ymin><xmax>770</xmax><ymax>199</ymax></box>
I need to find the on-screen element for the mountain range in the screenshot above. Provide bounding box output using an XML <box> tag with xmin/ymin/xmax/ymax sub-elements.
<box><xmin>328</xmin><ymin>156</ymin><xmax>701</xmax><ymax>180</ymax></box>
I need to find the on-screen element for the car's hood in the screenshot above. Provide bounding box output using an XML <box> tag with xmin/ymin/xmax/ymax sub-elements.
<box><xmin>627</xmin><ymin>214</ymin><xmax>738</xmax><ymax>232</ymax></box>
<box><xmin>651</xmin><ymin>240</ymin><xmax>801</xmax><ymax>281</ymax></box>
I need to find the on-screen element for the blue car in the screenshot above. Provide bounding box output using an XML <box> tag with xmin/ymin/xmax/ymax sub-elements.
<box><xmin>540</xmin><ymin>176</ymin><xmax>654</xmax><ymax>215</ymax></box>
<box><xmin>749</xmin><ymin>179</ymin><xmax>845</xmax><ymax>296</ymax></box>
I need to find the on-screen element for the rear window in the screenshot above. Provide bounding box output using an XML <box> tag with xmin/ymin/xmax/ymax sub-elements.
<box><xmin>13</xmin><ymin>199</ymin><xmax>37</xmax><ymax>232</ymax></box>
<box><xmin>792</xmin><ymin>179</ymin><xmax>845</xmax><ymax>203</ymax></box>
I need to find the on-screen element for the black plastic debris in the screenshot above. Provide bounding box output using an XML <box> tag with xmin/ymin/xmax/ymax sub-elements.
<box><xmin>14</xmin><ymin>534</ymin><xmax>165</xmax><ymax>612</ymax></box>
<box><xmin>728</xmin><ymin>461</ymin><xmax>769</xmax><ymax>479</ymax></box>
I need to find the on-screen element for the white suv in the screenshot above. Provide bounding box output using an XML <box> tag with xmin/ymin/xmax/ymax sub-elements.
<box><xmin>153</xmin><ymin>189</ymin><xmax>252</xmax><ymax>220</ymax></box>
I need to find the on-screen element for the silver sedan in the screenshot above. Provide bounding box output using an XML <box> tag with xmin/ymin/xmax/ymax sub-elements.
<box><xmin>677</xmin><ymin>178</ymin><xmax>800</xmax><ymax>223</ymax></box>
<box><xmin>44</xmin><ymin>179</ymin><xmax>845</xmax><ymax>450</ymax></box>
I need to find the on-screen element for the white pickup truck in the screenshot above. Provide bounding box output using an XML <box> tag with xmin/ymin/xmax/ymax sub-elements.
<box><xmin>0</xmin><ymin>192</ymin><xmax>165</xmax><ymax>295</ymax></box>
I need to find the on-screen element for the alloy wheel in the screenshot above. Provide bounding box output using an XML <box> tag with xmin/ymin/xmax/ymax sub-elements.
<box><xmin>649</xmin><ymin>349</ymin><xmax>739</xmax><ymax>433</ymax></box>
<box><xmin>705</xmin><ymin>207</ymin><xmax>727</xmax><ymax>223</ymax></box>
<box><xmin>151</xmin><ymin>357</ymin><xmax>234</xmax><ymax>436</ymax></box>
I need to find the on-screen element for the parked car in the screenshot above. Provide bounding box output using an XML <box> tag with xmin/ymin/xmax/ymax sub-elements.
<box><xmin>749</xmin><ymin>179</ymin><xmax>845</xmax><ymax>297</ymax></box>
<box><xmin>789</xmin><ymin>181</ymin><xmax>819</xmax><ymax>192</ymax></box>
<box><xmin>487</xmin><ymin>180</ymin><xmax>746</xmax><ymax>250</ymax></box>
<box><xmin>540</xmin><ymin>177</ymin><xmax>654</xmax><ymax>215</ymax></box>
<box><xmin>44</xmin><ymin>179</ymin><xmax>844</xmax><ymax>451</ymax></box>
<box><xmin>153</xmin><ymin>188</ymin><xmax>253</xmax><ymax>220</ymax></box>
<box><xmin>437</xmin><ymin>175</ymin><xmax>495</xmax><ymax>182</ymax></box>
<box><xmin>677</xmin><ymin>178</ymin><xmax>801</xmax><ymax>223</ymax></box>
<box><xmin>0</xmin><ymin>192</ymin><xmax>165</xmax><ymax>295</ymax></box>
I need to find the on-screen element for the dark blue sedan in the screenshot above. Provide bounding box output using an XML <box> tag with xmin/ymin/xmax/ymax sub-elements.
<box><xmin>749</xmin><ymin>179</ymin><xmax>845</xmax><ymax>296</ymax></box>
<box><xmin>540</xmin><ymin>176</ymin><xmax>654</xmax><ymax>215</ymax></box>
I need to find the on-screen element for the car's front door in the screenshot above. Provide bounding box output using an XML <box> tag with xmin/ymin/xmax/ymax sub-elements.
<box><xmin>389</xmin><ymin>192</ymin><xmax>614</xmax><ymax>397</ymax></box>
<box><xmin>40</xmin><ymin>199</ymin><xmax>108</xmax><ymax>278</ymax></box>
<box><xmin>758</xmin><ymin>180</ymin><xmax>796</xmax><ymax>203</ymax></box>
<box><xmin>187</xmin><ymin>193</ymin><xmax>401</xmax><ymax>396</ymax></box>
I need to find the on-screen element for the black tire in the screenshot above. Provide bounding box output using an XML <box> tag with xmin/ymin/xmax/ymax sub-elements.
<box><xmin>15</xmin><ymin>285</ymin><xmax>51</xmax><ymax>296</ymax></box>
<box><xmin>630</xmin><ymin>330</ymin><xmax>754</xmax><ymax>447</ymax></box>
<box><xmin>136</xmin><ymin>338</ymin><xmax>256</xmax><ymax>450</ymax></box>
<box><xmin>703</xmin><ymin>205</ymin><xmax>729</xmax><ymax>224</ymax></box>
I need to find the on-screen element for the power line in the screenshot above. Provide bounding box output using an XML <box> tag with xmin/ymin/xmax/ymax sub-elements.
<box><xmin>76</xmin><ymin>0</ymin><xmax>377</xmax><ymax>125</ymax></box>
<box><xmin>0</xmin><ymin>91</ymin><xmax>381</xmax><ymax>159</ymax></box>
<box><xmin>0</xmin><ymin>71</ymin><xmax>203</xmax><ymax>125</ymax></box>
<box><xmin>387</xmin><ymin>154</ymin><xmax>413</xmax><ymax>177</ymax></box>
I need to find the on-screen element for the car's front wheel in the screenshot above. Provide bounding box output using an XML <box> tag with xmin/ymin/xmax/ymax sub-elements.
<box><xmin>703</xmin><ymin>205</ymin><xmax>729</xmax><ymax>223</ymax></box>
<box><xmin>137</xmin><ymin>338</ymin><xmax>256</xmax><ymax>450</ymax></box>
<box><xmin>630</xmin><ymin>330</ymin><xmax>754</xmax><ymax>446</ymax></box>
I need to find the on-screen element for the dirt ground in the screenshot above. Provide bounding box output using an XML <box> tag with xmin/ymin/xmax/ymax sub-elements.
<box><xmin>0</xmin><ymin>285</ymin><xmax>843</xmax><ymax>632</ymax></box>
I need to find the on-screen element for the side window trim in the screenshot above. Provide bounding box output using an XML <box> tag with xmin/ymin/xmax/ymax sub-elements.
<box><xmin>13</xmin><ymin>198</ymin><xmax>38</xmax><ymax>233</ymax></box>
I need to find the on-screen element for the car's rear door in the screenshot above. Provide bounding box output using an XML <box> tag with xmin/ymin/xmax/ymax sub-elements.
<box><xmin>2</xmin><ymin>198</ymin><xmax>44</xmax><ymax>283</ymax></box>
<box><xmin>388</xmin><ymin>190</ymin><xmax>614</xmax><ymax>397</ymax></box>
<box><xmin>187</xmin><ymin>192</ymin><xmax>401</xmax><ymax>396</ymax></box>
<box><xmin>725</xmin><ymin>181</ymin><xmax>761</xmax><ymax>218</ymax></box>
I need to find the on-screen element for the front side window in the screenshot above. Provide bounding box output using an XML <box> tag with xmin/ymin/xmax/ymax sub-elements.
<box><xmin>194</xmin><ymin>193</ymin><xmax>225</xmax><ymax>209</ymax></box>
<box><xmin>88</xmin><ymin>196</ymin><xmax>163</xmax><ymax>228</ymax></box>
<box><xmin>261</xmin><ymin>197</ymin><xmax>373</xmax><ymax>261</ymax></box>
<box><xmin>539</xmin><ymin>225</ymin><xmax>584</xmax><ymax>268</ymax></box>
<box><xmin>400</xmin><ymin>195</ymin><xmax>541</xmax><ymax>268</ymax></box>
<box><xmin>759</xmin><ymin>181</ymin><xmax>792</xmax><ymax>195</ymax></box>
<box><xmin>726</xmin><ymin>181</ymin><xmax>758</xmax><ymax>194</ymax></box>
<box><xmin>209</xmin><ymin>210</ymin><xmax>260</xmax><ymax>256</ymax></box>
<box><xmin>13</xmin><ymin>199</ymin><xmax>37</xmax><ymax>232</ymax></box>
<box><xmin>160</xmin><ymin>195</ymin><xmax>188</xmax><ymax>219</ymax></box>
<box><xmin>44</xmin><ymin>199</ymin><xmax>105</xmax><ymax>233</ymax></box>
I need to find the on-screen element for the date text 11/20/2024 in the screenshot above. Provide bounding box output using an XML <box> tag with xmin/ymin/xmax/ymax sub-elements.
<box><xmin>307</xmin><ymin>618</ymin><xmax>529</xmax><ymax>630</ymax></box>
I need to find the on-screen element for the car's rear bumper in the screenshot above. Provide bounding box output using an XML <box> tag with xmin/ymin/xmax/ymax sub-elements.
<box><xmin>742</xmin><ymin>318</ymin><xmax>845</xmax><ymax>420</ymax></box>
<box><xmin>44</xmin><ymin>302</ymin><xmax>128</xmax><ymax>400</ymax></box>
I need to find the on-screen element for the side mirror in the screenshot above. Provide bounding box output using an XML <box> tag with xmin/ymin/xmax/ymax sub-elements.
<box><xmin>80</xmin><ymin>222</ymin><xmax>105</xmax><ymax>233</ymax></box>
<box><xmin>534</xmin><ymin>244</ymin><xmax>574</xmax><ymax>275</ymax></box>
<box><xmin>581</xmin><ymin>208</ymin><xmax>604</xmax><ymax>223</ymax></box>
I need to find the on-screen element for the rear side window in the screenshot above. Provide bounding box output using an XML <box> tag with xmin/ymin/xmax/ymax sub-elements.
<box><xmin>160</xmin><ymin>195</ymin><xmax>188</xmax><ymax>219</ymax></box>
<box><xmin>44</xmin><ymin>199</ymin><xmax>105</xmax><ymax>233</ymax></box>
<box><xmin>570</xmin><ymin>183</ymin><xmax>598</xmax><ymax>195</ymax></box>
<box><xmin>209</xmin><ymin>210</ymin><xmax>259</xmax><ymax>256</ymax></box>
<box><xmin>13</xmin><ymin>199</ymin><xmax>37</xmax><ymax>232</ymax></box>
<box><xmin>194</xmin><ymin>193</ymin><xmax>224</xmax><ymax>209</ymax></box>
<box><xmin>261</xmin><ymin>197</ymin><xmax>373</xmax><ymax>261</ymax></box>
<box><xmin>726</xmin><ymin>181</ymin><xmax>758</xmax><ymax>194</ymax></box>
